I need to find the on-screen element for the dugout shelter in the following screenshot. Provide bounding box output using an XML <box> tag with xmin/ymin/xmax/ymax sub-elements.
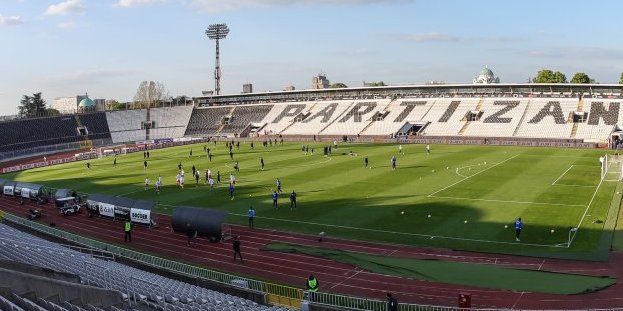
<box><xmin>172</xmin><ymin>206</ymin><xmax>226</xmax><ymax>243</ymax></box>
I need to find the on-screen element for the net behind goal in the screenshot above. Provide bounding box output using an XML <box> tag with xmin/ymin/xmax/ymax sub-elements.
<box><xmin>601</xmin><ymin>154</ymin><xmax>622</xmax><ymax>181</ymax></box>
<box><xmin>97</xmin><ymin>144</ymin><xmax>128</xmax><ymax>159</ymax></box>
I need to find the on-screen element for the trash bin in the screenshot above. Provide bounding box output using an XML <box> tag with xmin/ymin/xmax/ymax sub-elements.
<box><xmin>458</xmin><ymin>292</ymin><xmax>471</xmax><ymax>308</ymax></box>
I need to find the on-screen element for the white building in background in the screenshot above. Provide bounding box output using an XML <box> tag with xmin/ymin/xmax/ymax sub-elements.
<box><xmin>52</xmin><ymin>94</ymin><xmax>104</xmax><ymax>113</ymax></box>
<box><xmin>473</xmin><ymin>66</ymin><xmax>500</xmax><ymax>84</ymax></box>
<box><xmin>52</xmin><ymin>95</ymin><xmax>86</xmax><ymax>113</ymax></box>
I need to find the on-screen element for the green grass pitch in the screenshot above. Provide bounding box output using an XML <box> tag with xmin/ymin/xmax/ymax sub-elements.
<box><xmin>4</xmin><ymin>142</ymin><xmax>621</xmax><ymax>260</ymax></box>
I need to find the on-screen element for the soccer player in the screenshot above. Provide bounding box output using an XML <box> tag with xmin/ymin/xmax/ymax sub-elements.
<box><xmin>234</xmin><ymin>161</ymin><xmax>240</xmax><ymax>173</ymax></box>
<box><xmin>399</xmin><ymin>145</ymin><xmax>403</xmax><ymax>155</ymax></box>
<box><xmin>208</xmin><ymin>178</ymin><xmax>214</xmax><ymax>191</ymax></box>
<box><xmin>364</xmin><ymin>156</ymin><xmax>369</xmax><ymax>168</ymax></box>
<box><xmin>276</xmin><ymin>178</ymin><xmax>282</xmax><ymax>193</ymax></box>
<box><xmin>229</xmin><ymin>150</ymin><xmax>233</xmax><ymax>160</ymax></box>
<box><xmin>179</xmin><ymin>174</ymin><xmax>185</xmax><ymax>189</ymax></box>
<box><xmin>290</xmin><ymin>190</ymin><xmax>297</xmax><ymax>209</ymax></box>
<box><xmin>144</xmin><ymin>177</ymin><xmax>150</xmax><ymax>190</ymax></box>
<box><xmin>113</xmin><ymin>157</ymin><xmax>117</xmax><ymax>167</ymax></box>
<box><xmin>189</xmin><ymin>148</ymin><xmax>193</xmax><ymax>158</ymax></box>
<box><xmin>86</xmin><ymin>162</ymin><xmax>91</xmax><ymax>170</ymax></box>
<box><xmin>217</xmin><ymin>171</ymin><xmax>221</xmax><ymax>183</ymax></box>
<box><xmin>155</xmin><ymin>179</ymin><xmax>161</xmax><ymax>194</ymax></box>
<box><xmin>248</xmin><ymin>206</ymin><xmax>255</xmax><ymax>229</ymax></box>
<box><xmin>192</xmin><ymin>165</ymin><xmax>196</xmax><ymax>176</ymax></box>
<box><xmin>272</xmin><ymin>190</ymin><xmax>278</xmax><ymax>209</ymax></box>
<box><xmin>178</xmin><ymin>162</ymin><xmax>182</xmax><ymax>170</ymax></box>
<box><xmin>228</xmin><ymin>182</ymin><xmax>235</xmax><ymax>200</ymax></box>
<box><xmin>391</xmin><ymin>156</ymin><xmax>396</xmax><ymax>170</ymax></box>
<box><xmin>208</xmin><ymin>152</ymin><xmax>213</xmax><ymax>162</ymax></box>
<box><xmin>250</xmin><ymin>142</ymin><xmax>254</xmax><ymax>149</ymax></box>
<box><xmin>514</xmin><ymin>218</ymin><xmax>523</xmax><ymax>242</ymax></box>
<box><xmin>426</xmin><ymin>144</ymin><xmax>430</xmax><ymax>155</ymax></box>
<box><xmin>144</xmin><ymin>160</ymin><xmax>147</xmax><ymax>170</ymax></box>
<box><xmin>260</xmin><ymin>157</ymin><xmax>265</xmax><ymax>170</ymax></box>
<box><xmin>195</xmin><ymin>170</ymin><xmax>200</xmax><ymax>186</ymax></box>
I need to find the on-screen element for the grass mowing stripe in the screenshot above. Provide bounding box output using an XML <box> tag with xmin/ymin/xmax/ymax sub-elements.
<box><xmin>428</xmin><ymin>154</ymin><xmax>519</xmax><ymax>197</ymax></box>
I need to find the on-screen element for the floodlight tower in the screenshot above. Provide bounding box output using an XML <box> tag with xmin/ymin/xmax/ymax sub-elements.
<box><xmin>205</xmin><ymin>23</ymin><xmax>230</xmax><ymax>95</ymax></box>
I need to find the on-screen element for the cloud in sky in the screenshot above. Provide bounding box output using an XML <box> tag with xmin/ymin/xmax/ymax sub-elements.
<box><xmin>399</xmin><ymin>32</ymin><xmax>461</xmax><ymax>42</ymax></box>
<box><xmin>58</xmin><ymin>21</ymin><xmax>76</xmax><ymax>30</ymax></box>
<box><xmin>188</xmin><ymin>0</ymin><xmax>413</xmax><ymax>13</ymax></box>
<box><xmin>0</xmin><ymin>14</ymin><xmax>23</xmax><ymax>26</ymax></box>
<box><xmin>44</xmin><ymin>0</ymin><xmax>86</xmax><ymax>16</ymax></box>
<box><xmin>115</xmin><ymin>0</ymin><xmax>162</xmax><ymax>8</ymax></box>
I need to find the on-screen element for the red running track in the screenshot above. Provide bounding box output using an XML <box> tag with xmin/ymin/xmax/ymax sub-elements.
<box><xmin>1</xmin><ymin>197</ymin><xmax>622</xmax><ymax>309</ymax></box>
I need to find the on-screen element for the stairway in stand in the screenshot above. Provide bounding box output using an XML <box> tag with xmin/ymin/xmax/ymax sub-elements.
<box><xmin>571</xmin><ymin>98</ymin><xmax>584</xmax><ymax>138</ymax></box>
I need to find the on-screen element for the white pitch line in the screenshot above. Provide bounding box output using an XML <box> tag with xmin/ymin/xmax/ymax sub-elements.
<box><xmin>428</xmin><ymin>195</ymin><xmax>586</xmax><ymax>207</ymax></box>
<box><xmin>551</xmin><ymin>165</ymin><xmax>574</xmax><ymax>186</ymax></box>
<box><xmin>568</xmin><ymin>175</ymin><xmax>605</xmax><ymax>246</ymax></box>
<box><xmin>228</xmin><ymin>213</ymin><xmax>564</xmax><ymax>248</ymax></box>
<box><xmin>552</xmin><ymin>184</ymin><xmax>597</xmax><ymax>188</ymax></box>
<box><xmin>428</xmin><ymin>154</ymin><xmax>520</xmax><ymax>197</ymax></box>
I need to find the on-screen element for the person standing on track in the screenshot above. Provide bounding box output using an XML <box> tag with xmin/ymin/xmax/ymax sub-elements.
<box><xmin>124</xmin><ymin>220</ymin><xmax>132</xmax><ymax>242</ymax></box>
<box><xmin>514</xmin><ymin>217</ymin><xmax>523</xmax><ymax>242</ymax></box>
<box><xmin>386</xmin><ymin>293</ymin><xmax>398</xmax><ymax>311</ymax></box>
<box><xmin>186</xmin><ymin>223</ymin><xmax>197</xmax><ymax>247</ymax></box>
<box><xmin>232</xmin><ymin>236</ymin><xmax>243</xmax><ymax>262</ymax></box>
<box><xmin>306</xmin><ymin>274</ymin><xmax>319</xmax><ymax>294</ymax></box>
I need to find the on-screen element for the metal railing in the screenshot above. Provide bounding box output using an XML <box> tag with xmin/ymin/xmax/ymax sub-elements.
<box><xmin>5</xmin><ymin>211</ymin><xmax>623</xmax><ymax>311</ymax></box>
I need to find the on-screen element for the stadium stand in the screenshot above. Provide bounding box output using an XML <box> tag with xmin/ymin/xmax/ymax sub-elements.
<box><xmin>462</xmin><ymin>99</ymin><xmax>528</xmax><ymax>137</ymax></box>
<box><xmin>106</xmin><ymin>110</ymin><xmax>146</xmax><ymax>143</ymax></box>
<box><xmin>514</xmin><ymin>99</ymin><xmax>577</xmax><ymax>138</ymax></box>
<box><xmin>284</xmin><ymin>100</ymin><xmax>354</xmax><ymax>135</ymax></box>
<box><xmin>575</xmin><ymin>100</ymin><xmax>622</xmax><ymax>142</ymax></box>
<box><xmin>149</xmin><ymin>106</ymin><xmax>193</xmax><ymax>140</ymax></box>
<box><xmin>0</xmin><ymin>223</ymin><xmax>288</xmax><ymax>311</ymax></box>
<box><xmin>78</xmin><ymin>112</ymin><xmax>112</xmax><ymax>141</ymax></box>
<box><xmin>258</xmin><ymin>102</ymin><xmax>313</xmax><ymax>135</ymax></box>
<box><xmin>361</xmin><ymin>99</ymin><xmax>431</xmax><ymax>135</ymax></box>
<box><xmin>0</xmin><ymin>116</ymin><xmax>80</xmax><ymax>152</ymax></box>
<box><xmin>321</xmin><ymin>100</ymin><xmax>389</xmax><ymax>135</ymax></box>
<box><xmin>422</xmin><ymin>99</ymin><xmax>480</xmax><ymax>136</ymax></box>
<box><xmin>184</xmin><ymin>107</ymin><xmax>232</xmax><ymax>136</ymax></box>
<box><xmin>220</xmin><ymin>105</ymin><xmax>273</xmax><ymax>136</ymax></box>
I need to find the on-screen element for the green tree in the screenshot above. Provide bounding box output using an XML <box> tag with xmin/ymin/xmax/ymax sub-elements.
<box><xmin>570</xmin><ymin>72</ymin><xmax>591</xmax><ymax>84</ymax></box>
<box><xmin>330</xmin><ymin>83</ymin><xmax>348</xmax><ymax>88</ymax></box>
<box><xmin>366</xmin><ymin>81</ymin><xmax>387</xmax><ymax>87</ymax></box>
<box><xmin>107</xmin><ymin>100</ymin><xmax>126</xmax><ymax>111</ymax></box>
<box><xmin>17</xmin><ymin>92</ymin><xmax>47</xmax><ymax>118</ymax></box>
<box><xmin>533</xmin><ymin>69</ymin><xmax>567</xmax><ymax>83</ymax></box>
<box><xmin>619</xmin><ymin>73</ymin><xmax>623</xmax><ymax>84</ymax></box>
<box><xmin>45</xmin><ymin>108</ymin><xmax>60</xmax><ymax>116</ymax></box>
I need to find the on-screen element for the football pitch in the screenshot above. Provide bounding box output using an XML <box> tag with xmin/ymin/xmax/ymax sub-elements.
<box><xmin>5</xmin><ymin>142</ymin><xmax>622</xmax><ymax>259</ymax></box>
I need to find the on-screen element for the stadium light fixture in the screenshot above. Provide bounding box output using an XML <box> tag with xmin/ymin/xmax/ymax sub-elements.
<box><xmin>205</xmin><ymin>23</ymin><xmax>230</xmax><ymax>96</ymax></box>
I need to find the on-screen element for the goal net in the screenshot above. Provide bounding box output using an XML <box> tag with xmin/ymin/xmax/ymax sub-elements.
<box><xmin>601</xmin><ymin>154</ymin><xmax>622</xmax><ymax>181</ymax></box>
<box><xmin>97</xmin><ymin>144</ymin><xmax>128</xmax><ymax>159</ymax></box>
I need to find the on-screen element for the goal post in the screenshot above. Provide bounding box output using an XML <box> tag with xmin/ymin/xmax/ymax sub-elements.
<box><xmin>97</xmin><ymin>144</ymin><xmax>128</xmax><ymax>159</ymax></box>
<box><xmin>601</xmin><ymin>153</ymin><xmax>623</xmax><ymax>181</ymax></box>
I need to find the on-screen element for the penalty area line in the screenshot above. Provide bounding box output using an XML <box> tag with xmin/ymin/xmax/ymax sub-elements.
<box><xmin>428</xmin><ymin>154</ymin><xmax>520</xmax><ymax>197</ymax></box>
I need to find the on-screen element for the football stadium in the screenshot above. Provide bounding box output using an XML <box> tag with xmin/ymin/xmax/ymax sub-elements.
<box><xmin>2</xmin><ymin>2</ymin><xmax>623</xmax><ymax>311</ymax></box>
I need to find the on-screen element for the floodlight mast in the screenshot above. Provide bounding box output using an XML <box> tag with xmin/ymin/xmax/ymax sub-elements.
<box><xmin>205</xmin><ymin>23</ymin><xmax>229</xmax><ymax>95</ymax></box>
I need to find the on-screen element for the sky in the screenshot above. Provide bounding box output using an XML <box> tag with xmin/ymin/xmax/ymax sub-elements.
<box><xmin>1</xmin><ymin>0</ymin><xmax>623</xmax><ymax>115</ymax></box>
